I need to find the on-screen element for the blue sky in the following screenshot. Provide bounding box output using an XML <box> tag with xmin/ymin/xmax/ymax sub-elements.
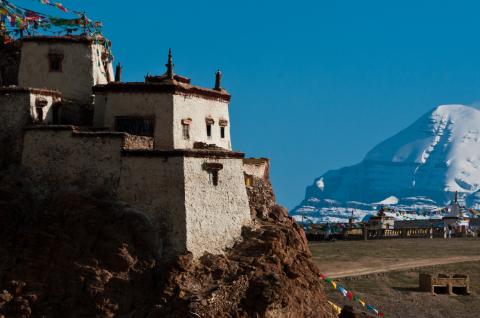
<box><xmin>17</xmin><ymin>0</ymin><xmax>480</xmax><ymax>208</ymax></box>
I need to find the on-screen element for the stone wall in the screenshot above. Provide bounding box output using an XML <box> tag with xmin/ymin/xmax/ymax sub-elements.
<box><xmin>184</xmin><ymin>157</ymin><xmax>252</xmax><ymax>256</ymax></box>
<box><xmin>93</xmin><ymin>92</ymin><xmax>174</xmax><ymax>149</ymax></box>
<box><xmin>21</xmin><ymin>127</ymin><xmax>252</xmax><ymax>258</ymax></box>
<box><xmin>123</xmin><ymin>135</ymin><xmax>154</xmax><ymax>150</ymax></box>
<box><xmin>243</xmin><ymin>158</ymin><xmax>276</xmax><ymax>219</ymax></box>
<box><xmin>173</xmin><ymin>94</ymin><xmax>232</xmax><ymax>150</ymax></box>
<box><xmin>118</xmin><ymin>154</ymin><xmax>186</xmax><ymax>255</ymax></box>
<box><xmin>0</xmin><ymin>41</ymin><xmax>20</xmax><ymax>86</ymax></box>
<box><xmin>0</xmin><ymin>88</ymin><xmax>61</xmax><ymax>167</ymax></box>
<box><xmin>18</xmin><ymin>39</ymin><xmax>112</xmax><ymax>104</ymax></box>
<box><xmin>22</xmin><ymin>127</ymin><xmax>124</xmax><ymax>196</ymax></box>
<box><xmin>93</xmin><ymin>92</ymin><xmax>232</xmax><ymax>151</ymax></box>
<box><xmin>0</xmin><ymin>91</ymin><xmax>29</xmax><ymax>167</ymax></box>
<box><xmin>243</xmin><ymin>158</ymin><xmax>270</xmax><ymax>180</ymax></box>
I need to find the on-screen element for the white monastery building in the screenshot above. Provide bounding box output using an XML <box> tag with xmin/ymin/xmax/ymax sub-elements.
<box><xmin>0</xmin><ymin>36</ymin><xmax>267</xmax><ymax>258</ymax></box>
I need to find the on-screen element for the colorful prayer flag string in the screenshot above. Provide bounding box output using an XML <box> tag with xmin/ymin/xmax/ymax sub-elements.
<box><xmin>319</xmin><ymin>273</ymin><xmax>388</xmax><ymax>317</ymax></box>
<box><xmin>0</xmin><ymin>0</ymin><xmax>103</xmax><ymax>43</ymax></box>
<box><xmin>38</xmin><ymin>0</ymin><xmax>70</xmax><ymax>14</ymax></box>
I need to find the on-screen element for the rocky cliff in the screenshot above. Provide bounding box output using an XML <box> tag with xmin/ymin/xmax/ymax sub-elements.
<box><xmin>0</xmin><ymin>169</ymin><xmax>334</xmax><ymax>318</ymax></box>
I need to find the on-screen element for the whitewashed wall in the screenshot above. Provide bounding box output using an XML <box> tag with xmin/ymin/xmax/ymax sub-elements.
<box><xmin>118</xmin><ymin>155</ymin><xmax>186</xmax><ymax>255</ymax></box>
<box><xmin>0</xmin><ymin>89</ymin><xmax>60</xmax><ymax>165</ymax></box>
<box><xmin>94</xmin><ymin>92</ymin><xmax>174</xmax><ymax>149</ymax></box>
<box><xmin>19</xmin><ymin>41</ymin><xmax>112</xmax><ymax>104</ymax></box>
<box><xmin>183</xmin><ymin>157</ymin><xmax>251</xmax><ymax>257</ymax></box>
<box><xmin>21</xmin><ymin>127</ymin><xmax>251</xmax><ymax>258</ymax></box>
<box><xmin>22</xmin><ymin>128</ymin><xmax>123</xmax><ymax>195</ymax></box>
<box><xmin>173</xmin><ymin>94</ymin><xmax>232</xmax><ymax>150</ymax></box>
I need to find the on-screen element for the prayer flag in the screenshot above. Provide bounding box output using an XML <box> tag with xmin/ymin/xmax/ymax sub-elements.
<box><xmin>346</xmin><ymin>291</ymin><xmax>353</xmax><ymax>300</ymax></box>
<box><xmin>55</xmin><ymin>3</ymin><xmax>68</xmax><ymax>13</ymax></box>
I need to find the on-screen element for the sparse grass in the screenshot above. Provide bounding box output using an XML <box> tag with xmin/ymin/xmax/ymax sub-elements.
<box><xmin>310</xmin><ymin>239</ymin><xmax>480</xmax><ymax>318</ymax></box>
<box><xmin>310</xmin><ymin>238</ymin><xmax>480</xmax><ymax>276</ymax></box>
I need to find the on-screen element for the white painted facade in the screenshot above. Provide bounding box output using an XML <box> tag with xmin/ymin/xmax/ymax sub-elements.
<box><xmin>18</xmin><ymin>37</ymin><xmax>113</xmax><ymax>104</ymax></box>
<box><xmin>94</xmin><ymin>92</ymin><xmax>174</xmax><ymax>149</ymax></box>
<box><xmin>184</xmin><ymin>157</ymin><xmax>251</xmax><ymax>255</ymax></box>
<box><xmin>93</xmin><ymin>91</ymin><xmax>232</xmax><ymax>150</ymax></box>
<box><xmin>173</xmin><ymin>94</ymin><xmax>231</xmax><ymax>150</ymax></box>
<box><xmin>22</xmin><ymin>126</ymin><xmax>251</xmax><ymax>258</ymax></box>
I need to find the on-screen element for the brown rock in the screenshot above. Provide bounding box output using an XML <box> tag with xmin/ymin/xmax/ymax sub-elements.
<box><xmin>0</xmin><ymin>170</ymin><xmax>334</xmax><ymax>318</ymax></box>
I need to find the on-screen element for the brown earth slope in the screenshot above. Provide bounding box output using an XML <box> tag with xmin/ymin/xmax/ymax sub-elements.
<box><xmin>0</xmin><ymin>171</ymin><xmax>334</xmax><ymax>318</ymax></box>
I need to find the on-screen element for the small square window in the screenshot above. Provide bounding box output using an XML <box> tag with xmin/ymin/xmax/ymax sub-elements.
<box><xmin>49</xmin><ymin>53</ymin><xmax>64</xmax><ymax>72</ymax></box>
<box><xmin>182</xmin><ymin>123</ymin><xmax>190</xmax><ymax>140</ymax></box>
<box><xmin>220</xmin><ymin>126</ymin><xmax>225</xmax><ymax>139</ymax></box>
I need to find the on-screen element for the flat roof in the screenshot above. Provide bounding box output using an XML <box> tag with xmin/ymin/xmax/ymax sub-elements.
<box><xmin>93</xmin><ymin>81</ymin><xmax>231</xmax><ymax>102</ymax></box>
<box><xmin>122</xmin><ymin>149</ymin><xmax>244</xmax><ymax>159</ymax></box>
<box><xmin>0</xmin><ymin>86</ymin><xmax>62</xmax><ymax>97</ymax></box>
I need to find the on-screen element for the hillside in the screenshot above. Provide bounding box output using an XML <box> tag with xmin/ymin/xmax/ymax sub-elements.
<box><xmin>292</xmin><ymin>105</ymin><xmax>480</xmax><ymax>222</ymax></box>
<box><xmin>0</xmin><ymin>170</ymin><xmax>334</xmax><ymax>318</ymax></box>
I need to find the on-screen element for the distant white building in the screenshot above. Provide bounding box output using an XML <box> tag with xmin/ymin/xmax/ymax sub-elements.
<box><xmin>443</xmin><ymin>192</ymin><xmax>470</xmax><ymax>229</ymax></box>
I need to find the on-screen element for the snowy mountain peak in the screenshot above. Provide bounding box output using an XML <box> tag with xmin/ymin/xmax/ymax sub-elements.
<box><xmin>292</xmin><ymin>104</ymin><xmax>480</xmax><ymax>222</ymax></box>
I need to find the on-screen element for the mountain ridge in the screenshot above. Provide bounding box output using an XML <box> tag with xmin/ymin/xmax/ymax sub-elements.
<box><xmin>292</xmin><ymin>104</ymin><xmax>480</xmax><ymax>222</ymax></box>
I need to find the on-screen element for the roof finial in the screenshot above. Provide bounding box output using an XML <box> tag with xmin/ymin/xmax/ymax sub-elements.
<box><xmin>165</xmin><ymin>48</ymin><xmax>174</xmax><ymax>80</ymax></box>
<box><xmin>214</xmin><ymin>69</ymin><xmax>222</xmax><ymax>91</ymax></box>
<box><xmin>115</xmin><ymin>62</ymin><xmax>122</xmax><ymax>82</ymax></box>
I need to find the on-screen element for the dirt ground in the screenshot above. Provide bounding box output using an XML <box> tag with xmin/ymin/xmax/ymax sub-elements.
<box><xmin>309</xmin><ymin>238</ymin><xmax>480</xmax><ymax>318</ymax></box>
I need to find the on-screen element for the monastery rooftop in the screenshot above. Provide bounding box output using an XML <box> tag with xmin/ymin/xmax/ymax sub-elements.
<box><xmin>94</xmin><ymin>48</ymin><xmax>230</xmax><ymax>101</ymax></box>
<box><xmin>93</xmin><ymin>81</ymin><xmax>231</xmax><ymax>102</ymax></box>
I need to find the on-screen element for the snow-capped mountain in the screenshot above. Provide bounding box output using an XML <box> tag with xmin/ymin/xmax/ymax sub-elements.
<box><xmin>292</xmin><ymin>105</ymin><xmax>480</xmax><ymax>223</ymax></box>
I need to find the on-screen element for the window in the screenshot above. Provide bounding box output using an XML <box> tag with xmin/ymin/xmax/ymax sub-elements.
<box><xmin>205</xmin><ymin>117</ymin><xmax>215</xmax><ymax>139</ymax></box>
<box><xmin>48</xmin><ymin>53</ymin><xmax>64</xmax><ymax>72</ymax></box>
<box><xmin>220</xmin><ymin>126</ymin><xmax>225</xmax><ymax>139</ymax></box>
<box><xmin>182</xmin><ymin>124</ymin><xmax>190</xmax><ymax>140</ymax></box>
<box><xmin>181</xmin><ymin>118</ymin><xmax>191</xmax><ymax>140</ymax></box>
<box><xmin>206</xmin><ymin>124</ymin><xmax>212</xmax><ymax>139</ymax></box>
<box><xmin>208</xmin><ymin>171</ymin><xmax>219</xmax><ymax>186</ymax></box>
<box><xmin>203</xmin><ymin>162</ymin><xmax>223</xmax><ymax>187</ymax></box>
<box><xmin>219</xmin><ymin>119</ymin><xmax>228</xmax><ymax>139</ymax></box>
<box><xmin>115</xmin><ymin>116</ymin><xmax>155</xmax><ymax>136</ymax></box>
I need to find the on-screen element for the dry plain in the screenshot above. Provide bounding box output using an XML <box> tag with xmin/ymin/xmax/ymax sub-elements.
<box><xmin>310</xmin><ymin>238</ymin><xmax>480</xmax><ymax>318</ymax></box>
